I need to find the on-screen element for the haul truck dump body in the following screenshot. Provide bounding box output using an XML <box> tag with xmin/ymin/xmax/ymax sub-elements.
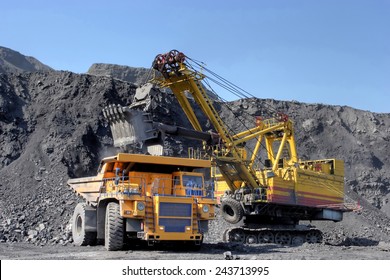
<box><xmin>68</xmin><ymin>153</ymin><xmax>216</xmax><ymax>251</ymax></box>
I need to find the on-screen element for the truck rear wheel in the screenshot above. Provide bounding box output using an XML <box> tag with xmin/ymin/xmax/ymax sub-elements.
<box><xmin>105</xmin><ymin>202</ymin><xmax>124</xmax><ymax>251</ymax></box>
<box><xmin>72</xmin><ymin>203</ymin><xmax>97</xmax><ymax>246</ymax></box>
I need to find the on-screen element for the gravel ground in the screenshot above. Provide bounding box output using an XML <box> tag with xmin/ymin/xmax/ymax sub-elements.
<box><xmin>1</xmin><ymin>241</ymin><xmax>390</xmax><ymax>260</ymax></box>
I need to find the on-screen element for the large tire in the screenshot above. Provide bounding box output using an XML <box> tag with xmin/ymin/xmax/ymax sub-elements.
<box><xmin>105</xmin><ymin>202</ymin><xmax>124</xmax><ymax>251</ymax></box>
<box><xmin>221</xmin><ymin>198</ymin><xmax>244</xmax><ymax>224</ymax></box>
<box><xmin>72</xmin><ymin>203</ymin><xmax>97</xmax><ymax>246</ymax></box>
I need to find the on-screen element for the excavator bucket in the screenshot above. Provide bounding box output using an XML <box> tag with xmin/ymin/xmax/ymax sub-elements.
<box><xmin>103</xmin><ymin>83</ymin><xmax>214</xmax><ymax>155</ymax></box>
<box><xmin>102</xmin><ymin>104</ymin><xmax>163</xmax><ymax>155</ymax></box>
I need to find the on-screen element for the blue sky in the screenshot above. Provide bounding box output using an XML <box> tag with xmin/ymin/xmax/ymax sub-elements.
<box><xmin>1</xmin><ymin>0</ymin><xmax>389</xmax><ymax>113</ymax></box>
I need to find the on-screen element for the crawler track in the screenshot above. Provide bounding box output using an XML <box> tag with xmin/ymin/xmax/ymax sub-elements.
<box><xmin>223</xmin><ymin>227</ymin><xmax>323</xmax><ymax>246</ymax></box>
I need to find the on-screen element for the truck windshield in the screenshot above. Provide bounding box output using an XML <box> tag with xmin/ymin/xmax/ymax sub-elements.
<box><xmin>182</xmin><ymin>175</ymin><xmax>203</xmax><ymax>196</ymax></box>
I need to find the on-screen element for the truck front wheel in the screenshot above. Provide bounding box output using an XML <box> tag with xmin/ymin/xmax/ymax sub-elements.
<box><xmin>105</xmin><ymin>202</ymin><xmax>124</xmax><ymax>251</ymax></box>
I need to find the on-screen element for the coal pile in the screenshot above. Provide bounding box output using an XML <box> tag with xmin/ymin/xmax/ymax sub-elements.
<box><xmin>0</xmin><ymin>70</ymin><xmax>136</xmax><ymax>245</ymax></box>
<box><xmin>87</xmin><ymin>63</ymin><xmax>150</xmax><ymax>86</ymax></box>
<box><xmin>0</xmin><ymin>69</ymin><xmax>208</xmax><ymax>245</ymax></box>
<box><xmin>1</xmin><ymin>48</ymin><xmax>390</xmax><ymax>247</ymax></box>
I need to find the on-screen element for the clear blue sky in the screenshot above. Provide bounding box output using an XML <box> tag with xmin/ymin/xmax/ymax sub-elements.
<box><xmin>1</xmin><ymin>0</ymin><xmax>389</xmax><ymax>113</ymax></box>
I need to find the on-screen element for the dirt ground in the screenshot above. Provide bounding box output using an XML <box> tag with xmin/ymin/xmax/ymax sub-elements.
<box><xmin>1</xmin><ymin>241</ymin><xmax>390</xmax><ymax>260</ymax></box>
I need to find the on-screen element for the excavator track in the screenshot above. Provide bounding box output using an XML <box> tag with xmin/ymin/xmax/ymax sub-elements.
<box><xmin>223</xmin><ymin>226</ymin><xmax>323</xmax><ymax>246</ymax></box>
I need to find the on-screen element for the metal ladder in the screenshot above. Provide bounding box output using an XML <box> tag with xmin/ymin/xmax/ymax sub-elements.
<box><xmin>144</xmin><ymin>197</ymin><xmax>155</xmax><ymax>233</ymax></box>
<box><xmin>192</xmin><ymin>198</ymin><xmax>200</xmax><ymax>234</ymax></box>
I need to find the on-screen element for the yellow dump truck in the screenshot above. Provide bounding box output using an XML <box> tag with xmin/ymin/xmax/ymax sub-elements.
<box><xmin>68</xmin><ymin>153</ymin><xmax>216</xmax><ymax>251</ymax></box>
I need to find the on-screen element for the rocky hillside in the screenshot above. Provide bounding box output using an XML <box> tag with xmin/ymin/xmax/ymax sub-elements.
<box><xmin>87</xmin><ymin>63</ymin><xmax>150</xmax><ymax>85</ymax></box>
<box><xmin>0</xmin><ymin>48</ymin><xmax>389</xmax><ymax>246</ymax></box>
<box><xmin>0</xmin><ymin>46</ymin><xmax>53</xmax><ymax>74</ymax></box>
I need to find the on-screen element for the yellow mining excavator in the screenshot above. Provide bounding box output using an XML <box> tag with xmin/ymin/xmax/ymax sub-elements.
<box><xmin>142</xmin><ymin>50</ymin><xmax>357</xmax><ymax>245</ymax></box>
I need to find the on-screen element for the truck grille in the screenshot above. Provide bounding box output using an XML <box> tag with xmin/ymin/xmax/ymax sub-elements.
<box><xmin>159</xmin><ymin>202</ymin><xmax>192</xmax><ymax>217</ymax></box>
<box><xmin>159</xmin><ymin>202</ymin><xmax>192</xmax><ymax>232</ymax></box>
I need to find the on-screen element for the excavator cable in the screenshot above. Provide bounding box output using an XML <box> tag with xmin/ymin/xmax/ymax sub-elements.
<box><xmin>186</xmin><ymin>57</ymin><xmax>282</xmax><ymax>167</ymax></box>
<box><xmin>186</xmin><ymin>57</ymin><xmax>282</xmax><ymax>115</ymax></box>
<box><xmin>143</xmin><ymin>68</ymin><xmax>155</xmax><ymax>86</ymax></box>
<box><xmin>192</xmin><ymin>67</ymin><xmax>265</xmax><ymax>169</ymax></box>
<box><xmin>202</xmin><ymin>78</ymin><xmax>266</xmax><ymax>169</ymax></box>
<box><xmin>148</xmin><ymin>52</ymin><xmax>289</xmax><ymax>169</ymax></box>
<box><xmin>184</xmin><ymin>55</ymin><xmax>302</xmax><ymax>170</ymax></box>
<box><xmin>186</xmin><ymin>57</ymin><xmax>288</xmax><ymax>145</ymax></box>
<box><xmin>186</xmin><ymin>58</ymin><xmax>251</xmax><ymax>100</ymax></box>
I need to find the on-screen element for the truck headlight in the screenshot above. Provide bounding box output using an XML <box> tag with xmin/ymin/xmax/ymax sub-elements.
<box><xmin>137</xmin><ymin>202</ymin><xmax>145</xmax><ymax>211</ymax></box>
<box><xmin>202</xmin><ymin>205</ymin><xmax>209</xmax><ymax>213</ymax></box>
